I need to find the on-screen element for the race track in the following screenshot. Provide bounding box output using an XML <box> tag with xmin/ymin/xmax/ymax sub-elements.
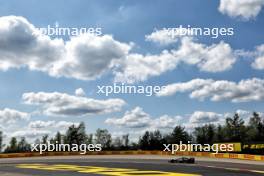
<box><xmin>0</xmin><ymin>155</ymin><xmax>264</xmax><ymax>176</ymax></box>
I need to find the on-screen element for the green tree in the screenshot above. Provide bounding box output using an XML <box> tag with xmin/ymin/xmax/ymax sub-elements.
<box><xmin>49</xmin><ymin>138</ymin><xmax>55</xmax><ymax>144</ymax></box>
<box><xmin>77</xmin><ymin>122</ymin><xmax>87</xmax><ymax>144</ymax></box>
<box><xmin>0</xmin><ymin>131</ymin><xmax>3</xmax><ymax>152</ymax></box>
<box><xmin>54</xmin><ymin>132</ymin><xmax>62</xmax><ymax>144</ymax></box>
<box><xmin>113</xmin><ymin>137</ymin><xmax>122</xmax><ymax>150</ymax></box>
<box><xmin>17</xmin><ymin>137</ymin><xmax>30</xmax><ymax>152</ymax></box>
<box><xmin>9</xmin><ymin>137</ymin><xmax>18</xmax><ymax>152</ymax></box>
<box><xmin>64</xmin><ymin>122</ymin><xmax>87</xmax><ymax>145</ymax></box>
<box><xmin>207</xmin><ymin>124</ymin><xmax>216</xmax><ymax>144</ymax></box>
<box><xmin>86</xmin><ymin>134</ymin><xmax>93</xmax><ymax>144</ymax></box>
<box><xmin>41</xmin><ymin>135</ymin><xmax>49</xmax><ymax>144</ymax></box>
<box><xmin>5</xmin><ymin>137</ymin><xmax>18</xmax><ymax>153</ymax></box>
<box><xmin>139</xmin><ymin>131</ymin><xmax>150</xmax><ymax>150</ymax></box>
<box><xmin>215</xmin><ymin>125</ymin><xmax>225</xmax><ymax>142</ymax></box>
<box><xmin>139</xmin><ymin>130</ymin><xmax>166</xmax><ymax>150</ymax></box>
<box><xmin>122</xmin><ymin>134</ymin><xmax>129</xmax><ymax>149</ymax></box>
<box><xmin>247</xmin><ymin>112</ymin><xmax>264</xmax><ymax>141</ymax></box>
<box><xmin>194</xmin><ymin>124</ymin><xmax>216</xmax><ymax>144</ymax></box>
<box><xmin>64</xmin><ymin>125</ymin><xmax>78</xmax><ymax>145</ymax></box>
<box><xmin>150</xmin><ymin>130</ymin><xmax>164</xmax><ymax>150</ymax></box>
<box><xmin>194</xmin><ymin>126</ymin><xmax>207</xmax><ymax>144</ymax></box>
<box><xmin>94</xmin><ymin>129</ymin><xmax>112</xmax><ymax>149</ymax></box>
<box><xmin>225</xmin><ymin>113</ymin><xmax>246</xmax><ymax>142</ymax></box>
<box><xmin>168</xmin><ymin>126</ymin><xmax>190</xmax><ymax>144</ymax></box>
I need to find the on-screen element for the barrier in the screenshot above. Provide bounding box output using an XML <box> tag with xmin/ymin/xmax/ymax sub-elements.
<box><xmin>0</xmin><ymin>151</ymin><xmax>263</xmax><ymax>162</ymax></box>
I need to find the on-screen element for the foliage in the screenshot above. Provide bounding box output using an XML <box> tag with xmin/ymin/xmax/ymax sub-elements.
<box><xmin>1</xmin><ymin>112</ymin><xmax>264</xmax><ymax>154</ymax></box>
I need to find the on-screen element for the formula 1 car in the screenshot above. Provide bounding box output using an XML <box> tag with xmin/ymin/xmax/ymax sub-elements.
<box><xmin>168</xmin><ymin>157</ymin><xmax>195</xmax><ymax>164</ymax></box>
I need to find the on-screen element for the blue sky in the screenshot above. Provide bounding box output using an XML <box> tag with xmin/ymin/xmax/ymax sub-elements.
<box><xmin>0</xmin><ymin>0</ymin><xmax>264</xmax><ymax>142</ymax></box>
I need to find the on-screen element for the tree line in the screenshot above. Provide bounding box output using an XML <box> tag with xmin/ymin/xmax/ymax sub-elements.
<box><xmin>0</xmin><ymin>112</ymin><xmax>263</xmax><ymax>154</ymax></box>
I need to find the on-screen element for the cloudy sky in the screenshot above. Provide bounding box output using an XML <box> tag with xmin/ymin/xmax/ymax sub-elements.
<box><xmin>0</xmin><ymin>0</ymin><xmax>264</xmax><ymax>142</ymax></box>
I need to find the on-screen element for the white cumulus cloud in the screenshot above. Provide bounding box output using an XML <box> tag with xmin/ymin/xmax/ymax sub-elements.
<box><xmin>105</xmin><ymin>107</ymin><xmax>182</xmax><ymax>129</ymax></box>
<box><xmin>22</xmin><ymin>91</ymin><xmax>126</xmax><ymax>117</ymax></box>
<box><xmin>11</xmin><ymin>129</ymin><xmax>50</xmax><ymax>139</ymax></box>
<box><xmin>28</xmin><ymin>120</ymin><xmax>79</xmax><ymax>129</ymax></box>
<box><xmin>113</xmin><ymin>51</ymin><xmax>181</xmax><ymax>83</ymax></box>
<box><xmin>49</xmin><ymin>34</ymin><xmax>132</xmax><ymax>80</ymax></box>
<box><xmin>0</xmin><ymin>16</ymin><xmax>64</xmax><ymax>72</ymax></box>
<box><xmin>157</xmin><ymin>78</ymin><xmax>264</xmax><ymax>102</ymax></box>
<box><xmin>0</xmin><ymin>108</ymin><xmax>30</xmax><ymax>124</ymax></box>
<box><xmin>0</xmin><ymin>16</ymin><xmax>238</xmax><ymax>84</ymax></box>
<box><xmin>75</xmin><ymin>88</ymin><xmax>86</xmax><ymax>97</ymax></box>
<box><xmin>0</xmin><ymin>16</ymin><xmax>132</xmax><ymax>80</ymax></box>
<box><xmin>219</xmin><ymin>0</ymin><xmax>264</xmax><ymax>20</ymax></box>
<box><xmin>145</xmin><ymin>29</ymin><xmax>180</xmax><ymax>45</ymax></box>
<box><xmin>252</xmin><ymin>44</ymin><xmax>264</xmax><ymax>69</ymax></box>
<box><xmin>190</xmin><ymin>111</ymin><xmax>222</xmax><ymax>124</ymax></box>
<box><xmin>105</xmin><ymin>107</ymin><xmax>151</xmax><ymax>128</ymax></box>
<box><xmin>176</xmin><ymin>37</ymin><xmax>236</xmax><ymax>72</ymax></box>
<box><xmin>114</xmin><ymin>37</ymin><xmax>235</xmax><ymax>83</ymax></box>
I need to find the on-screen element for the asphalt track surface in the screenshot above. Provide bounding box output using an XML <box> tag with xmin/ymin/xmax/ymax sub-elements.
<box><xmin>0</xmin><ymin>155</ymin><xmax>264</xmax><ymax>176</ymax></box>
